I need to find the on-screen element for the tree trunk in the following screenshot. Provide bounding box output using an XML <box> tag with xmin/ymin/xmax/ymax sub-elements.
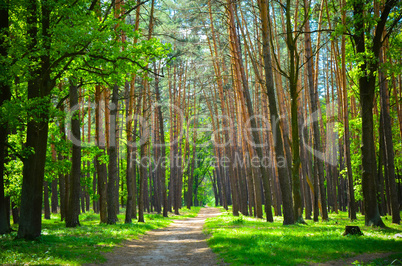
<box><xmin>187</xmin><ymin>112</ymin><xmax>197</xmax><ymax>209</ymax></box>
<box><xmin>228</xmin><ymin>0</ymin><xmax>273</xmax><ymax>222</ymax></box>
<box><xmin>51</xmin><ymin>179</ymin><xmax>58</xmax><ymax>213</ymax></box>
<box><xmin>352</xmin><ymin>0</ymin><xmax>395</xmax><ymax>227</ymax></box>
<box><xmin>43</xmin><ymin>181</ymin><xmax>50</xmax><ymax>219</ymax></box>
<box><xmin>303</xmin><ymin>3</ymin><xmax>327</xmax><ymax>221</ymax></box>
<box><xmin>258</xmin><ymin>0</ymin><xmax>294</xmax><ymax>225</ymax></box>
<box><xmin>50</xmin><ymin>143</ymin><xmax>58</xmax><ymax>214</ymax></box>
<box><xmin>154</xmin><ymin>72</ymin><xmax>168</xmax><ymax>217</ymax></box>
<box><xmin>340</xmin><ymin>0</ymin><xmax>356</xmax><ymax>221</ymax></box>
<box><xmin>138</xmin><ymin>141</ymin><xmax>146</xmax><ymax>223</ymax></box>
<box><xmin>95</xmin><ymin>85</ymin><xmax>108</xmax><ymax>223</ymax></box>
<box><xmin>0</xmin><ymin>0</ymin><xmax>11</xmax><ymax>235</ymax></box>
<box><xmin>18</xmin><ymin>0</ymin><xmax>52</xmax><ymax>239</ymax></box>
<box><xmin>379</xmin><ymin>50</ymin><xmax>400</xmax><ymax>224</ymax></box>
<box><xmin>107</xmin><ymin>84</ymin><xmax>119</xmax><ymax>224</ymax></box>
<box><xmin>66</xmin><ymin>82</ymin><xmax>81</xmax><ymax>228</ymax></box>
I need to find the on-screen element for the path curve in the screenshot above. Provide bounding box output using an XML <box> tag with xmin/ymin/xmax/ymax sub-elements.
<box><xmin>91</xmin><ymin>207</ymin><xmax>221</xmax><ymax>266</ymax></box>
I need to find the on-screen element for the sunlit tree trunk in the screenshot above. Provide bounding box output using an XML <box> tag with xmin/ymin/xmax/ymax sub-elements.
<box><xmin>95</xmin><ymin>85</ymin><xmax>108</xmax><ymax>223</ymax></box>
<box><xmin>228</xmin><ymin>0</ymin><xmax>273</xmax><ymax>222</ymax></box>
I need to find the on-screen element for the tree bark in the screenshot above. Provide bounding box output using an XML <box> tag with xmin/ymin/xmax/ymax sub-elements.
<box><xmin>303</xmin><ymin>2</ymin><xmax>327</xmax><ymax>221</ymax></box>
<box><xmin>340</xmin><ymin>0</ymin><xmax>356</xmax><ymax>221</ymax></box>
<box><xmin>55</xmin><ymin>92</ymin><xmax>67</xmax><ymax>221</ymax></box>
<box><xmin>379</xmin><ymin>50</ymin><xmax>400</xmax><ymax>224</ymax></box>
<box><xmin>95</xmin><ymin>85</ymin><xmax>108</xmax><ymax>223</ymax></box>
<box><xmin>0</xmin><ymin>0</ymin><xmax>11</xmax><ymax>235</ymax></box>
<box><xmin>51</xmin><ymin>179</ymin><xmax>58</xmax><ymax>213</ymax></box>
<box><xmin>258</xmin><ymin>0</ymin><xmax>294</xmax><ymax>225</ymax></box>
<box><xmin>18</xmin><ymin>0</ymin><xmax>53</xmax><ymax>238</ymax></box>
<box><xmin>107</xmin><ymin>84</ymin><xmax>119</xmax><ymax>224</ymax></box>
<box><xmin>228</xmin><ymin>0</ymin><xmax>273</xmax><ymax>222</ymax></box>
<box><xmin>352</xmin><ymin>0</ymin><xmax>396</xmax><ymax>227</ymax></box>
<box><xmin>154</xmin><ymin>71</ymin><xmax>168</xmax><ymax>217</ymax></box>
<box><xmin>65</xmin><ymin>82</ymin><xmax>81</xmax><ymax>228</ymax></box>
<box><xmin>43</xmin><ymin>181</ymin><xmax>50</xmax><ymax>219</ymax></box>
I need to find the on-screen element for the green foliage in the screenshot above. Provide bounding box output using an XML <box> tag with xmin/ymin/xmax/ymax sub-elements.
<box><xmin>205</xmin><ymin>209</ymin><xmax>402</xmax><ymax>265</ymax></box>
<box><xmin>4</xmin><ymin>159</ymin><xmax>22</xmax><ymax>204</ymax></box>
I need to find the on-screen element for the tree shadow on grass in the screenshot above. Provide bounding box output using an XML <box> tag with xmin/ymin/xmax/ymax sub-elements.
<box><xmin>206</xmin><ymin>215</ymin><xmax>402</xmax><ymax>265</ymax></box>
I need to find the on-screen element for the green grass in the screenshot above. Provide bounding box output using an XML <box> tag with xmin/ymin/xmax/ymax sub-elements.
<box><xmin>0</xmin><ymin>207</ymin><xmax>201</xmax><ymax>265</ymax></box>
<box><xmin>204</xmin><ymin>208</ymin><xmax>402</xmax><ymax>265</ymax></box>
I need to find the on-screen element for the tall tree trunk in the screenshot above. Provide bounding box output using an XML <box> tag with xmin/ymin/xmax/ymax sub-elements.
<box><xmin>207</xmin><ymin>0</ymin><xmax>239</xmax><ymax>215</ymax></box>
<box><xmin>57</xmin><ymin>94</ymin><xmax>67</xmax><ymax>221</ymax></box>
<box><xmin>107</xmin><ymin>84</ymin><xmax>119</xmax><ymax>224</ymax></box>
<box><xmin>66</xmin><ymin>82</ymin><xmax>81</xmax><ymax>228</ymax></box>
<box><xmin>124</xmin><ymin>0</ymin><xmax>141</xmax><ymax>223</ymax></box>
<box><xmin>18</xmin><ymin>0</ymin><xmax>52</xmax><ymax>239</ymax></box>
<box><xmin>352</xmin><ymin>0</ymin><xmax>395</xmax><ymax>227</ymax></box>
<box><xmin>303</xmin><ymin>2</ymin><xmax>327</xmax><ymax>221</ymax></box>
<box><xmin>228</xmin><ymin>0</ymin><xmax>273</xmax><ymax>222</ymax></box>
<box><xmin>138</xmin><ymin>141</ymin><xmax>146</xmax><ymax>223</ymax></box>
<box><xmin>0</xmin><ymin>0</ymin><xmax>11</xmax><ymax>235</ymax></box>
<box><xmin>340</xmin><ymin>0</ymin><xmax>356</xmax><ymax>221</ymax></box>
<box><xmin>187</xmin><ymin>101</ymin><xmax>197</xmax><ymax>209</ymax></box>
<box><xmin>379</xmin><ymin>49</ymin><xmax>400</xmax><ymax>224</ymax></box>
<box><xmin>155</xmin><ymin>71</ymin><xmax>168</xmax><ymax>217</ymax></box>
<box><xmin>95</xmin><ymin>85</ymin><xmax>108</xmax><ymax>223</ymax></box>
<box><xmin>258</xmin><ymin>0</ymin><xmax>294</xmax><ymax>225</ymax></box>
<box><xmin>50</xmin><ymin>142</ymin><xmax>58</xmax><ymax>214</ymax></box>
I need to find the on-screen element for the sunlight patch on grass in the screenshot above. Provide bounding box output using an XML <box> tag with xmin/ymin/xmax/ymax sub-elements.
<box><xmin>205</xmin><ymin>210</ymin><xmax>402</xmax><ymax>265</ymax></box>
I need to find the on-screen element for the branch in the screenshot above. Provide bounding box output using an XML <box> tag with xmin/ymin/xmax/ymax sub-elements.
<box><xmin>52</xmin><ymin>56</ymin><xmax>76</xmax><ymax>83</ymax></box>
<box><xmin>117</xmin><ymin>56</ymin><xmax>165</xmax><ymax>77</ymax></box>
<box><xmin>87</xmin><ymin>54</ymin><xmax>164</xmax><ymax>77</ymax></box>
<box><xmin>5</xmin><ymin>143</ymin><xmax>25</xmax><ymax>162</ymax></box>
<box><xmin>56</xmin><ymin>94</ymin><xmax>69</xmax><ymax>109</ymax></box>
<box><xmin>292</xmin><ymin>29</ymin><xmax>334</xmax><ymax>35</ymax></box>
<box><xmin>49</xmin><ymin>50</ymin><xmax>86</xmax><ymax>72</ymax></box>
<box><xmin>118</xmin><ymin>0</ymin><xmax>150</xmax><ymax>20</ymax></box>
<box><xmin>373</xmin><ymin>0</ymin><xmax>396</xmax><ymax>56</ymax></box>
<box><xmin>382</xmin><ymin>11</ymin><xmax>402</xmax><ymax>43</ymax></box>
<box><xmin>88</xmin><ymin>0</ymin><xmax>98</xmax><ymax>11</ymax></box>
<box><xmin>102</xmin><ymin>0</ymin><xmax>115</xmax><ymax>24</ymax></box>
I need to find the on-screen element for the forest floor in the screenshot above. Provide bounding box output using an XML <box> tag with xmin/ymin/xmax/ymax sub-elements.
<box><xmin>317</xmin><ymin>252</ymin><xmax>397</xmax><ymax>265</ymax></box>
<box><xmin>87</xmin><ymin>207</ymin><xmax>223</xmax><ymax>265</ymax></box>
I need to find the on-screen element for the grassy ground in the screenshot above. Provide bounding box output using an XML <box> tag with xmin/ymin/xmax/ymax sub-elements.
<box><xmin>0</xmin><ymin>207</ymin><xmax>201</xmax><ymax>265</ymax></box>
<box><xmin>204</xmin><ymin>208</ymin><xmax>402</xmax><ymax>265</ymax></box>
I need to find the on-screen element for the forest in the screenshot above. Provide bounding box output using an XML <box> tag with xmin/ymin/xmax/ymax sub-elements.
<box><xmin>0</xmin><ymin>0</ymin><xmax>402</xmax><ymax>264</ymax></box>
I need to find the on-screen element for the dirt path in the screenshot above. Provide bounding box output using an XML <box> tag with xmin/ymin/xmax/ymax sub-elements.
<box><xmin>90</xmin><ymin>207</ymin><xmax>221</xmax><ymax>266</ymax></box>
